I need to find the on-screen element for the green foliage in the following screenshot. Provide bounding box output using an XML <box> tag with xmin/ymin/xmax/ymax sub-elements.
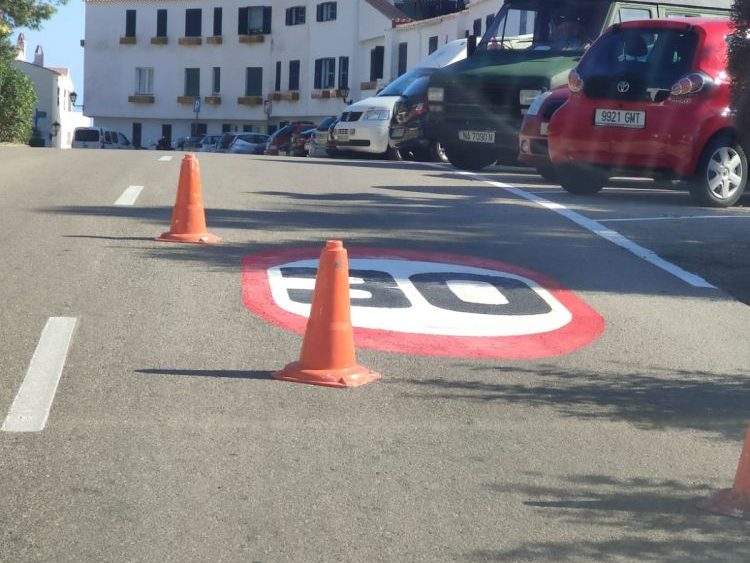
<box><xmin>0</xmin><ymin>60</ymin><xmax>35</xmax><ymax>142</ymax></box>
<box><xmin>729</xmin><ymin>0</ymin><xmax>750</xmax><ymax>136</ymax></box>
<box><xmin>0</xmin><ymin>0</ymin><xmax>68</xmax><ymax>63</ymax></box>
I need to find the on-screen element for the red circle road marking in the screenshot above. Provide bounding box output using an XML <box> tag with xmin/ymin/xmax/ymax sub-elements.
<box><xmin>241</xmin><ymin>247</ymin><xmax>605</xmax><ymax>359</ymax></box>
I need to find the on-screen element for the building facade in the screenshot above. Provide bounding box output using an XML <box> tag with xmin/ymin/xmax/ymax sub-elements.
<box><xmin>13</xmin><ymin>35</ymin><xmax>90</xmax><ymax>148</ymax></box>
<box><xmin>83</xmin><ymin>0</ymin><xmax>500</xmax><ymax>147</ymax></box>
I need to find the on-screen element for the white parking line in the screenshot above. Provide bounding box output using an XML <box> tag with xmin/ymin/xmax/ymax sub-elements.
<box><xmin>438</xmin><ymin>166</ymin><xmax>715</xmax><ymax>289</ymax></box>
<box><xmin>599</xmin><ymin>215</ymin><xmax>750</xmax><ymax>223</ymax></box>
<box><xmin>2</xmin><ymin>317</ymin><xmax>78</xmax><ymax>433</ymax></box>
<box><xmin>158</xmin><ymin>156</ymin><xmax>173</xmax><ymax>162</ymax></box>
<box><xmin>114</xmin><ymin>185</ymin><xmax>144</xmax><ymax>206</ymax></box>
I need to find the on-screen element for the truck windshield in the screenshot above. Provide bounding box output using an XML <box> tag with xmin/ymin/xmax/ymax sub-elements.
<box><xmin>479</xmin><ymin>1</ymin><xmax>609</xmax><ymax>53</ymax></box>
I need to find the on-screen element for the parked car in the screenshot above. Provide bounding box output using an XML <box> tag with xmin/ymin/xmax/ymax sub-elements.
<box><xmin>518</xmin><ymin>86</ymin><xmax>570</xmax><ymax>180</ymax></box>
<box><xmin>548</xmin><ymin>17</ymin><xmax>746</xmax><ymax>207</ymax></box>
<box><xmin>72</xmin><ymin>127</ymin><xmax>133</xmax><ymax>149</ymax></box>
<box><xmin>306</xmin><ymin>117</ymin><xmax>338</xmax><ymax>158</ymax></box>
<box><xmin>227</xmin><ymin>133</ymin><xmax>270</xmax><ymax>155</ymax></box>
<box><xmin>178</xmin><ymin>136</ymin><xmax>204</xmax><ymax>151</ymax></box>
<box><xmin>264</xmin><ymin>122</ymin><xmax>315</xmax><ymax>156</ymax></box>
<box><xmin>199</xmin><ymin>134</ymin><xmax>222</xmax><ymax>152</ymax></box>
<box><xmin>290</xmin><ymin>127</ymin><xmax>316</xmax><ymax>157</ymax></box>
<box><xmin>333</xmin><ymin>39</ymin><xmax>468</xmax><ymax>159</ymax></box>
<box><xmin>388</xmin><ymin>67</ymin><xmax>448</xmax><ymax>162</ymax></box>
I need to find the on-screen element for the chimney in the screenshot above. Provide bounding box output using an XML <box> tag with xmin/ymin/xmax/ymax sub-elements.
<box><xmin>15</xmin><ymin>33</ymin><xmax>26</xmax><ymax>61</ymax></box>
<box><xmin>33</xmin><ymin>45</ymin><xmax>44</xmax><ymax>67</ymax></box>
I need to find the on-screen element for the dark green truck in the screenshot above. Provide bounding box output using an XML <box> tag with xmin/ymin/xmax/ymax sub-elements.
<box><xmin>425</xmin><ymin>0</ymin><xmax>731</xmax><ymax>170</ymax></box>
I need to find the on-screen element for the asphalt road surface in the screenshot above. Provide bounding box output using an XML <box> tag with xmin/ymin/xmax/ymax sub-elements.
<box><xmin>2</xmin><ymin>147</ymin><xmax>750</xmax><ymax>562</ymax></box>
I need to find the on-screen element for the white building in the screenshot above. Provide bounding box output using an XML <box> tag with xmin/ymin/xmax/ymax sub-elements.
<box><xmin>83</xmin><ymin>0</ymin><xmax>501</xmax><ymax>147</ymax></box>
<box><xmin>12</xmin><ymin>34</ymin><xmax>91</xmax><ymax>148</ymax></box>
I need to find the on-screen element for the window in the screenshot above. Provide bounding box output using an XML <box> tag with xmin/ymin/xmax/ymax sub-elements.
<box><xmin>184</xmin><ymin>68</ymin><xmax>200</xmax><ymax>96</ymax></box>
<box><xmin>275</xmin><ymin>61</ymin><xmax>281</xmax><ymax>91</ymax></box>
<box><xmin>286</xmin><ymin>6</ymin><xmax>305</xmax><ymax>26</ymax></box>
<box><xmin>222</xmin><ymin>123</ymin><xmax>232</xmax><ymax>133</ymax></box>
<box><xmin>397</xmin><ymin>42</ymin><xmax>408</xmax><ymax>76</ymax></box>
<box><xmin>125</xmin><ymin>10</ymin><xmax>136</xmax><ymax>37</ymax></box>
<box><xmin>213</xmin><ymin>7</ymin><xmax>222</xmax><ymax>36</ymax></box>
<box><xmin>314</xmin><ymin>58</ymin><xmax>335</xmax><ymax>89</ymax></box>
<box><xmin>212</xmin><ymin>67</ymin><xmax>221</xmax><ymax>94</ymax></box>
<box><xmin>338</xmin><ymin>56</ymin><xmax>349</xmax><ymax>89</ymax></box>
<box><xmin>136</xmin><ymin>67</ymin><xmax>153</xmax><ymax>94</ymax></box>
<box><xmin>485</xmin><ymin>14</ymin><xmax>494</xmax><ymax>31</ymax></box>
<box><xmin>428</xmin><ymin>35</ymin><xmax>438</xmax><ymax>54</ymax></box>
<box><xmin>185</xmin><ymin>8</ymin><xmax>201</xmax><ymax>37</ymax></box>
<box><xmin>191</xmin><ymin>123</ymin><xmax>207</xmax><ymax>136</ymax></box>
<box><xmin>289</xmin><ymin>60</ymin><xmax>300</xmax><ymax>90</ymax></box>
<box><xmin>238</xmin><ymin>6</ymin><xmax>272</xmax><ymax>34</ymax></box>
<box><xmin>156</xmin><ymin>10</ymin><xmax>167</xmax><ymax>37</ymax></box>
<box><xmin>619</xmin><ymin>8</ymin><xmax>652</xmax><ymax>22</ymax></box>
<box><xmin>245</xmin><ymin>67</ymin><xmax>263</xmax><ymax>96</ymax></box>
<box><xmin>317</xmin><ymin>2</ymin><xmax>337</xmax><ymax>22</ymax></box>
<box><xmin>473</xmin><ymin>18</ymin><xmax>481</xmax><ymax>36</ymax></box>
<box><xmin>370</xmin><ymin>46</ymin><xmax>384</xmax><ymax>82</ymax></box>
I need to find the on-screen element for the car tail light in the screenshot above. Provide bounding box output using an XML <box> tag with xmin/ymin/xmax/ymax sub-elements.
<box><xmin>568</xmin><ymin>69</ymin><xmax>584</xmax><ymax>94</ymax></box>
<box><xmin>670</xmin><ymin>72</ymin><xmax>713</xmax><ymax>97</ymax></box>
<box><xmin>412</xmin><ymin>102</ymin><xmax>429</xmax><ymax>117</ymax></box>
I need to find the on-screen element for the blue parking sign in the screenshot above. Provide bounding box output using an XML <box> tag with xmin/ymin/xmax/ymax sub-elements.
<box><xmin>193</xmin><ymin>98</ymin><xmax>201</xmax><ymax>113</ymax></box>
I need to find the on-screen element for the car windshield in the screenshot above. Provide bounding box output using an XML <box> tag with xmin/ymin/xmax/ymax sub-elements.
<box><xmin>479</xmin><ymin>1</ymin><xmax>608</xmax><ymax>53</ymax></box>
<box><xmin>74</xmin><ymin>129</ymin><xmax>99</xmax><ymax>142</ymax></box>
<box><xmin>578</xmin><ymin>27</ymin><xmax>699</xmax><ymax>89</ymax></box>
<box><xmin>378</xmin><ymin>68</ymin><xmax>433</xmax><ymax>96</ymax></box>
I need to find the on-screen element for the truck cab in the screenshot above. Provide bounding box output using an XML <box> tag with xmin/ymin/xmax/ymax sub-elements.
<box><xmin>425</xmin><ymin>0</ymin><xmax>731</xmax><ymax>171</ymax></box>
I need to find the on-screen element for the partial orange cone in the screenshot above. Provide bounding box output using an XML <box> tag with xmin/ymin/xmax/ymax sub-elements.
<box><xmin>274</xmin><ymin>240</ymin><xmax>381</xmax><ymax>388</ymax></box>
<box><xmin>157</xmin><ymin>153</ymin><xmax>221</xmax><ymax>244</ymax></box>
<box><xmin>698</xmin><ymin>425</ymin><xmax>750</xmax><ymax>519</ymax></box>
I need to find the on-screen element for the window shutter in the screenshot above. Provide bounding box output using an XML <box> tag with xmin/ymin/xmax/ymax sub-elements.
<box><xmin>262</xmin><ymin>7</ymin><xmax>272</xmax><ymax>33</ymax></box>
<box><xmin>370</xmin><ymin>46</ymin><xmax>384</xmax><ymax>81</ymax></box>
<box><xmin>285</xmin><ymin>8</ymin><xmax>291</xmax><ymax>25</ymax></box>
<box><xmin>289</xmin><ymin>60</ymin><xmax>300</xmax><ymax>91</ymax></box>
<box><xmin>331</xmin><ymin>3</ymin><xmax>336</xmax><ymax>19</ymax></box>
<box><xmin>338</xmin><ymin>56</ymin><xmax>348</xmax><ymax>89</ymax></box>
<box><xmin>275</xmin><ymin>61</ymin><xmax>281</xmax><ymax>91</ymax></box>
<box><xmin>314</xmin><ymin>59</ymin><xmax>322</xmax><ymax>89</ymax></box>
<box><xmin>238</xmin><ymin>7</ymin><xmax>248</xmax><ymax>35</ymax></box>
<box><xmin>213</xmin><ymin>7</ymin><xmax>222</xmax><ymax>36</ymax></box>
<box><xmin>316</xmin><ymin>4</ymin><xmax>323</xmax><ymax>21</ymax></box>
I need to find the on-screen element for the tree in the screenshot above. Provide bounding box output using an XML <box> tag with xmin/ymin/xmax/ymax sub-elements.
<box><xmin>0</xmin><ymin>60</ymin><xmax>35</xmax><ymax>142</ymax></box>
<box><xmin>0</xmin><ymin>0</ymin><xmax>68</xmax><ymax>62</ymax></box>
<box><xmin>730</xmin><ymin>0</ymin><xmax>750</xmax><ymax>135</ymax></box>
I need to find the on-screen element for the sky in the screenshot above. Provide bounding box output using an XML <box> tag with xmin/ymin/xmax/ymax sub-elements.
<box><xmin>17</xmin><ymin>0</ymin><xmax>86</xmax><ymax>104</ymax></box>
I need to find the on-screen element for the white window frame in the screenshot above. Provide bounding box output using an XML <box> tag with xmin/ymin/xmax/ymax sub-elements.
<box><xmin>135</xmin><ymin>67</ymin><xmax>154</xmax><ymax>94</ymax></box>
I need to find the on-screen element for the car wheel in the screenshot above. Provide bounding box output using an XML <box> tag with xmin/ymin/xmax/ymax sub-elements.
<box><xmin>688</xmin><ymin>136</ymin><xmax>747</xmax><ymax>208</ymax></box>
<box><xmin>385</xmin><ymin>146</ymin><xmax>403</xmax><ymax>161</ymax></box>
<box><xmin>556</xmin><ymin>164</ymin><xmax>607</xmax><ymax>195</ymax></box>
<box><xmin>429</xmin><ymin>141</ymin><xmax>448</xmax><ymax>163</ymax></box>
<box><xmin>444</xmin><ymin>144</ymin><xmax>497</xmax><ymax>171</ymax></box>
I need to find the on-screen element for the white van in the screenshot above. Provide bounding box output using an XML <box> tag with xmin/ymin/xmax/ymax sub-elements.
<box><xmin>332</xmin><ymin>39</ymin><xmax>468</xmax><ymax>159</ymax></box>
<box><xmin>72</xmin><ymin>128</ymin><xmax>133</xmax><ymax>149</ymax></box>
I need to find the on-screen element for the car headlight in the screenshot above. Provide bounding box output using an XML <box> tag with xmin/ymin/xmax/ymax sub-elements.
<box><xmin>427</xmin><ymin>87</ymin><xmax>444</xmax><ymax>102</ymax></box>
<box><xmin>525</xmin><ymin>90</ymin><xmax>553</xmax><ymax>117</ymax></box>
<box><xmin>519</xmin><ymin>89</ymin><xmax>545</xmax><ymax>107</ymax></box>
<box><xmin>362</xmin><ymin>109</ymin><xmax>390</xmax><ymax>121</ymax></box>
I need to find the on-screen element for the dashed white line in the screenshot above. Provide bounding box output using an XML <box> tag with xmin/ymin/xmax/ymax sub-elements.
<box><xmin>158</xmin><ymin>156</ymin><xmax>173</xmax><ymax>162</ymax></box>
<box><xmin>439</xmin><ymin>166</ymin><xmax>715</xmax><ymax>289</ymax></box>
<box><xmin>114</xmin><ymin>185</ymin><xmax>144</xmax><ymax>206</ymax></box>
<box><xmin>2</xmin><ymin>317</ymin><xmax>78</xmax><ymax>433</ymax></box>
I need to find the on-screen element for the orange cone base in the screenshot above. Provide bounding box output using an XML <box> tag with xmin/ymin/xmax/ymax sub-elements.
<box><xmin>697</xmin><ymin>489</ymin><xmax>750</xmax><ymax>519</ymax></box>
<box><xmin>273</xmin><ymin>361</ymin><xmax>381</xmax><ymax>388</ymax></box>
<box><xmin>156</xmin><ymin>232</ymin><xmax>222</xmax><ymax>244</ymax></box>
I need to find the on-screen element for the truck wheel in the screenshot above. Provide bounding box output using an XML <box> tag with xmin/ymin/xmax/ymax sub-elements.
<box><xmin>688</xmin><ymin>136</ymin><xmax>747</xmax><ymax>208</ymax></box>
<box><xmin>429</xmin><ymin>141</ymin><xmax>448</xmax><ymax>163</ymax></box>
<box><xmin>536</xmin><ymin>166</ymin><xmax>558</xmax><ymax>182</ymax></box>
<box><xmin>385</xmin><ymin>146</ymin><xmax>403</xmax><ymax>161</ymax></box>
<box><xmin>556</xmin><ymin>164</ymin><xmax>607</xmax><ymax>195</ymax></box>
<box><xmin>445</xmin><ymin>145</ymin><xmax>497</xmax><ymax>171</ymax></box>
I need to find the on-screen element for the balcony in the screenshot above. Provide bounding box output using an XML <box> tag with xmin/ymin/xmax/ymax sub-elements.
<box><xmin>206</xmin><ymin>36</ymin><xmax>222</xmax><ymax>44</ymax></box>
<box><xmin>119</xmin><ymin>36</ymin><xmax>136</xmax><ymax>45</ymax></box>
<box><xmin>178</xmin><ymin>36</ymin><xmax>202</xmax><ymax>45</ymax></box>
<box><xmin>177</xmin><ymin>95</ymin><xmax>198</xmax><ymax>104</ymax></box>
<box><xmin>268</xmin><ymin>91</ymin><xmax>300</xmax><ymax>102</ymax></box>
<box><xmin>239</xmin><ymin>34</ymin><xmax>265</xmax><ymax>44</ymax></box>
<box><xmin>204</xmin><ymin>96</ymin><xmax>221</xmax><ymax>105</ymax></box>
<box><xmin>150</xmin><ymin>36</ymin><xmax>168</xmax><ymax>45</ymax></box>
<box><xmin>311</xmin><ymin>89</ymin><xmax>346</xmax><ymax>99</ymax></box>
<box><xmin>360</xmin><ymin>81</ymin><xmax>378</xmax><ymax>91</ymax></box>
<box><xmin>237</xmin><ymin>96</ymin><xmax>263</xmax><ymax>106</ymax></box>
<box><xmin>394</xmin><ymin>0</ymin><xmax>466</xmax><ymax>20</ymax></box>
<box><xmin>128</xmin><ymin>94</ymin><xmax>154</xmax><ymax>103</ymax></box>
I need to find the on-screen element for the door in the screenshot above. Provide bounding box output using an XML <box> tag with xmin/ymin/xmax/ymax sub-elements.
<box><xmin>161</xmin><ymin>124</ymin><xmax>172</xmax><ymax>145</ymax></box>
<box><xmin>132</xmin><ymin>123</ymin><xmax>142</xmax><ymax>148</ymax></box>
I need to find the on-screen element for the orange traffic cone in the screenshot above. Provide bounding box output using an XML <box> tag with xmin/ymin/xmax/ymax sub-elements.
<box><xmin>698</xmin><ymin>425</ymin><xmax>750</xmax><ymax>519</ymax></box>
<box><xmin>273</xmin><ymin>240</ymin><xmax>381</xmax><ymax>388</ymax></box>
<box><xmin>156</xmin><ymin>153</ymin><xmax>221</xmax><ymax>244</ymax></box>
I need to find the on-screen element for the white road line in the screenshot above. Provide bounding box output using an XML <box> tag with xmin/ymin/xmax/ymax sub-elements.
<box><xmin>158</xmin><ymin>156</ymin><xmax>173</xmax><ymax>161</ymax></box>
<box><xmin>439</xmin><ymin>166</ymin><xmax>715</xmax><ymax>289</ymax></box>
<box><xmin>599</xmin><ymin>215</ymin><xmax>750</xmax><ymax>223</ymax></box>
<box><xmin>114</xmin><ymin>185</ymin><xmax>144</xmax><ymax>206</ymax></box>
<box><xmin>2</xmin><ymin>317</ymin><xmax>78</xmax><ymax>433</ymax></box>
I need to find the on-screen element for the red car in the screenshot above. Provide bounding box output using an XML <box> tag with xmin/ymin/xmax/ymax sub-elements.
<box><xmin>548</xmin><ymin>17</ymin><xmax>746</xmax><ymax>207</ymax></box>
<box><xmin>518</xmin><ymin>86</ymin><xmax>570</xmax><ymax>181</ymax></box>
<box><xmin>264</xmin><ymin>122</ymin><xmax>315</xmax><ymax>156</ymax></box>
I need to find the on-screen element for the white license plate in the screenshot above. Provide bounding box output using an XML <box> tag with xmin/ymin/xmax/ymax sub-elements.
<box><xmin>539</xmin><ymin>122</ymin><xmax>549</xmax><ymax>136</ymax></box>
<box><xmin>459</xmin><ymin>130</ymin><xmax>495</xmax><ymax>143</ymax></box>
<box><xmin>337</xmin><ymin>133</ymin><xmax>349</xmax><ymax>142</ymax></box>
<box><xmin>391</xmin><ymin>126</ymin><xmax>405</xmax><ymax>139</ymax></box>
<box><xmin>594</xmin><ymin>109</ymin><xmax>645</xmax><ymax>128</ymax></box>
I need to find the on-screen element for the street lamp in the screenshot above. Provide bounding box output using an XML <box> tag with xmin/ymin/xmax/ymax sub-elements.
<box><xmin>339</xmin><ymin>87</ymin><xmax>353</xmax><ymax>105</ymax></box>
<box><xmin>69</xmin><ymin>91</ymin><xmax>82</xmax><ymax>108</ymax></box>
<box><xmin>49</xmin><ymin>121</ymin><xmax>60</xmax><ymax>143</ymax></box>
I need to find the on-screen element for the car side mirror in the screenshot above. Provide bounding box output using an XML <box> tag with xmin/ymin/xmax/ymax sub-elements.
<box><xmin>467</xmin><ymin>35</ymin><xmax>478</xmax><ymax>57</ymax></box>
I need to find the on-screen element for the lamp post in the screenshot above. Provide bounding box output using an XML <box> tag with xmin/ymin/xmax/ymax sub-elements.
<box><xmin>69</xmin><ymin>91</ymin><xmax>83</xmax><ymax>109</ymax></box>
<box><xmin>339</xmin><ymin>87</ymin><xmax>353</xmax><ymax>105</ymax></box>
<box><xmin>49</xmin><ymin>121</ymin><xmax>60</xmax><ymax>146</ymax></box>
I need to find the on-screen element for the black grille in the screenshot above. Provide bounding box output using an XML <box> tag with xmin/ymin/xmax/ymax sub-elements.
<box><xmin>340</xmin><ymin>111</ymin><xmax>363</xmax><ymax>122</ymax></box>
<box><xmin>583</xmin><ymin>75</ymin><xmax>653</xmax><ymax>102</ymax></box>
